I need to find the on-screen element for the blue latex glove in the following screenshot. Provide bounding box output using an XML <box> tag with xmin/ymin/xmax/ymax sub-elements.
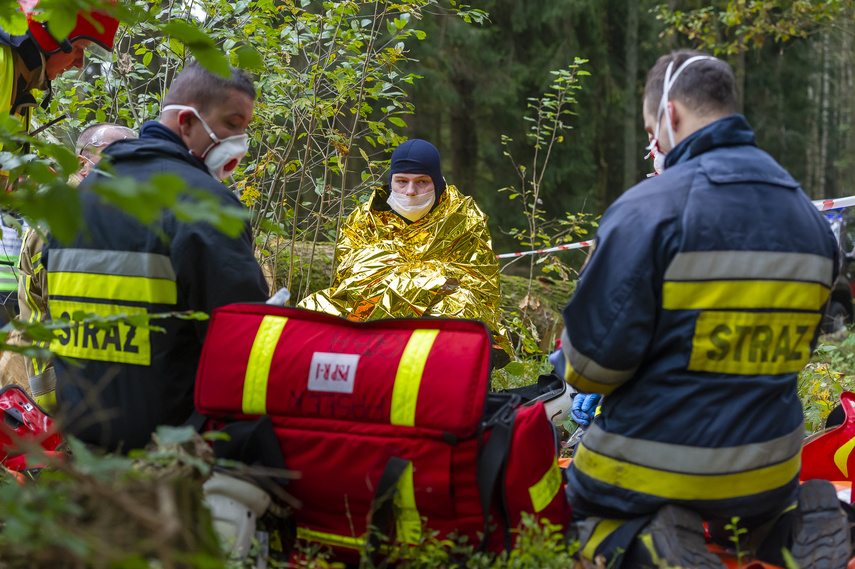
<box><xmin>571</xmin><ymin>393</ymin><xmax>602</xmax><ymax>427</ymax></box>
<box><xmin>548</xmin><ymin>348</ymin><xmax>566</xmax><ymax>379</ymax></box>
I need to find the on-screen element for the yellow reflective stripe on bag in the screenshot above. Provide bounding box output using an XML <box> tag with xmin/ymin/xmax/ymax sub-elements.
<box><xmin>394</xmin><ymin>461</ymin><xmax>422</xmax><ymax>544</ymax></box>
<box><xmin>529</xmin><ymin>459</ymin><xmax>562</xmax><ymax>513</ymax></box>
<box><xmin>242</xmin><ymin>316</ymin><xmax>288</xmax><ymax>415</ymax></box>
<box><xmin>390</xmin><ymin>329</ymin><xmax>439</xmax><ymax>427</ymax></box>
<box><xmin>50</xmin><ymin>272</ymin><xmax>177</xmax><ymax>305</ymax></box>
<box><xmin>296</xmin><ymin>527</ymin><xmax>366</xmax><ymax>551</ymax></box>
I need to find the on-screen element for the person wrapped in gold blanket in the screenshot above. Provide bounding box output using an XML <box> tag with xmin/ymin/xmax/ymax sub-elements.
<box><xmin>299</xmin><ymin>139</ymin><xmax>512</xmax><ymax>360</ymax></box>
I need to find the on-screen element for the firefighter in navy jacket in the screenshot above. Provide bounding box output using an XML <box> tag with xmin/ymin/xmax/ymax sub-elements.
<box><xmin>0</xmin><ymin>1</ymin><xmax>119</xmax><ymax>320</ymax></box>
<box><xmin>562</xmin><ymin>51</ymin><xmax>848</xmax><ymax>569</ymax></box>
<box><xmin>45</xmin><ymin>61</ymin><xmax>269</xmax><ymax>453</ymax></box>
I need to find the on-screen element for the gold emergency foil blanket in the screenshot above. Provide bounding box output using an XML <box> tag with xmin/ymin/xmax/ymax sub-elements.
<box><xmin>299</xmin><ymin>185</ymin><xmax>511</xmax><ymax>354</ymax></box>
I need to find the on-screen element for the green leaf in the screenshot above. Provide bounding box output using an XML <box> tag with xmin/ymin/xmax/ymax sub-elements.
<box><xmin>202</xmin><ymin>430</ymin><xmax>231</xmax><ymax>442</ymax></box>
<box><xmin>155</xmin><ymin>425</ymin><xmax>197</xmax><ymax>445</ymax></box>
<box><xmin>33</xmin><ymin>0</ymin><xmax>77</xmax><ymax>42</ymax></box>
<box><xmin>504</xmin><ymin>361</ymin><xmax>525</xmax><ymax>376</ymax></box>
<box><xmin>190</xmin><ymin>46</ymin><xmax>232</xmax><ymax>78</ymax></box>
<box><xmin>0</xmin><ymin>13</ymin><xmax>27</xmax><ymax>35</ymax></box>
<box><xmin>44</xmin><ymin>144</ymin><xmax>79</xmax><ymax>175</ymax></box>
<box><xmin>168</xmin><ymin>37</ymin><xmax>186</xmax><ymax>58</ymax></box>
<box><xmin>235</xmin><ymin>45</ymin><xmax>263</xmax><ymax>71</ymax></box>
<box><xmin>67</xmin><ymin>436</ymin><xmax>133</xmax><ymax>479</ymax></box>
<box><xmin>388</xmin><ymin>116</ymin><xmax>407</xmax><ymax>128</ymax></box>
<box><xmin>161</xmin><ymin>21</ymin><xmax>230</xmax><ymax>78</ymax></box>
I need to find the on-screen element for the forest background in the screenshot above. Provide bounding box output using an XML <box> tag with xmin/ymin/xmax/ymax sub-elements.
<box><xmin>29</xmin><ymin>0</ymin><xmax>855</xmax><ymax>295</ymax></box>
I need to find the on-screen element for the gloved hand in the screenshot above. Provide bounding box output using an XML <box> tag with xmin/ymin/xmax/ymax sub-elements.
<box><xmin>548</xmin><ymin>348</ymin><xmax>566</xmax><ymax>379</ymax></box>
<box><xmin>571</xmin><ymin>393</ymin><xmax>602</xmax><ymax>427</ymax></box>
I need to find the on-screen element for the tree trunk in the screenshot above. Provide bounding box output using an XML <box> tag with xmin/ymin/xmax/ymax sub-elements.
<box><xmin>841</xmin><ymin>23</ymin><xmax>854</xmax><ymax>192</ymax></box>
<box><xmin>450</xmin><ymin>76</ymin><xmax>478</xmax><ymax>191</ymax></box>
<box><xmin>622</xmin><ymin>0</ymin><xmax>639</xmax><ymax>189</ymax></box>
<box><xmin>806</xmin><ymin>38</ymin><xmax>822</xmax><ymax>198</ymax></box>
<box><xmin>819</xmin><ymin>32</ymin><xmax>831</xmax><ymax>198</ymax></box>
<box><xmin>735</xmin><ymin>47</ymin><xmax>746</xmax><ymax>114</ymax></box>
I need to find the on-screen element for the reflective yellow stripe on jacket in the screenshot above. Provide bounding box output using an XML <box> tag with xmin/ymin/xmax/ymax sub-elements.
<box><xmin>47</xmin><ymin>249</ymin><xmax>178</xmax><ymax>366</ymax></box>
<box><xmin>574</xmin><ymin>423</ymin><xmax>804</xmax><ymax>502</ymax></box>
<box><xmin>665</xmin><ymin>250</ymin><xmax>832</xmax><ymax>376</ymax></box>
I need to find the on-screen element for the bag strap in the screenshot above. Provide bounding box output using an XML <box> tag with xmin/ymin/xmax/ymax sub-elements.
<box><xmin>183</xmin><ymin>409</ymin><xmax>209</xmax><ymax>432</ymax></box>
<box><xmin>477</xmin><ymin>393</ymin><xmax>519</xmax><ymax>552</ymax></box>
<box><xmin>366</xmin><ymin>456</ymin><xmax>411</xmax><ymax>561</ymax></box>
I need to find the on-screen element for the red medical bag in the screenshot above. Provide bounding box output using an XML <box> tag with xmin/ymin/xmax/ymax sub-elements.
<box><xmin>0</xmin><ymin>384</ymin><xmax>63</xmax><ymax>471</ymax></box>
<box><xmin>195</xmin><ymin>304</ymin><xmax>569</xmax><ymax>559</ymax></box>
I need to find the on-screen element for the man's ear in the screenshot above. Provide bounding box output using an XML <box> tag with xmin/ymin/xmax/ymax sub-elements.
<box><xmin>668</xmin><ymin>100</ymin><xmax>681</xmax><ymax>132</ymax></box>
<box><xmin>176</xmin><ymin>110</ymin><xmax>195</xmax><ymax>138</ymax></box>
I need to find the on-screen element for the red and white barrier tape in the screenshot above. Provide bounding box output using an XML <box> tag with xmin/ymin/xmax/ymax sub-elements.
<box><xmin>813</xmin><ymin>195</ymin><xmax>855</xmax><ymax>211</ymax></box>
<box><xmin>496</xmin><ymin>241</ymin><xmax>592</xmax><ymax>259</ymax></box>
<box><xmin>495</xmin><ymin>194</ymin><xmax>855</xmax><ymax>259</ymax></box>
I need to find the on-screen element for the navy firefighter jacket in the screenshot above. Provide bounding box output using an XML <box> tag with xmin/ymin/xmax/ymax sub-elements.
<box><xmin>562</xmin><ymin>114</ymin><xmax>839</xmax><ymax>520</ymax></box>
<box><xmin>44</xmin><ymin>126</ymin><xmax>270</xmax><ymax>453</ymax></box>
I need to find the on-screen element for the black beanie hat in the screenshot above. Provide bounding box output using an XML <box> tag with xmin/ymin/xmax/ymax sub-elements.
<box><xmin>389</xmin><ymin>139</ymin><xmax>447</xmax><ymax>196</ymax></box>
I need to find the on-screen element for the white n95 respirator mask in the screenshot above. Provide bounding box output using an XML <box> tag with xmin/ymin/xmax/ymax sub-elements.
<box><xmin>162</xmin><ymin>104</ymin><xmax>249</xmax><ymax>180</ymax></box>
<box><xmin>386</xmin><ymin>190</ymin><xmax>436</xmax><ymax>222</ymax></box>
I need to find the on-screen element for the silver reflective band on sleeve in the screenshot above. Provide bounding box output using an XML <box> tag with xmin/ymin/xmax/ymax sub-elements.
<box><xmin>28</xmin><ymin>367</ymin><xmax>56</xmax><ymax>396</ymax></box>
<box><xmin>582</xmin><ymin>422</ymin><xmax>804</xmax><ymax>475</ymax></box>
<box><xmin>561</xmin><ymin>328</ymin><xmax>636</xmax><ymax>386</ymax></box>
<box><xmin>50</xmin><ymin>249</ymin><xmax>177</xmax><ymax>280</ymax></box>
<box><xmin>664</xmin><ymin>251</ymin><xmax>834</xmax><ymax>286</ymax></box>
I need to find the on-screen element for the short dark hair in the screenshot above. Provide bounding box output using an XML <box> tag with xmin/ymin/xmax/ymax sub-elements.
<box><xmin>643</xmin><ymin>50</ymin><xmax>738</xmax><ymax>117</ymax></box>
<box><xmin>162</xmin><ymin>60</ymin><xmax>256</xmax><ymax>113</ymax></box>
<box><xmin>76</xmin><ymin>123</ymin><xmax>136</xmax><ymax>156</ymax></box>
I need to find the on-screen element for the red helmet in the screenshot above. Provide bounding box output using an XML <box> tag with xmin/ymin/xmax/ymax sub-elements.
<box><xmin>19</xmin><ymin>0</ymin><xmax>118</xmax><ymax>54</ymax></box>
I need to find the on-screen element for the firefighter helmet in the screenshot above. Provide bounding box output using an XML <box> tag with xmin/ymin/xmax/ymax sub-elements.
<box><xmin>19</xmin><ymin>0</ymin><xmax>118</xmax><ymax>54</ymax></box>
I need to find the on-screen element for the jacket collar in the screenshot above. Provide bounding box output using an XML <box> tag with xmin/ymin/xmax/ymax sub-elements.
<box><xmin>105</xmin><ymin>126</ymin><xmax>210</xmax><ymax>176</ymax></box>
<box><xmin>664</xmin><ymin>114</ymin><xmax>756</xmax><ymax>169</ymax></box>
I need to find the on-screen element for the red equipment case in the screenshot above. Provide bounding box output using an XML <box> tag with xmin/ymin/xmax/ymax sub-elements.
<box><xmin>195</xmin><ymin>304</ymin><xmax>569</xmax><ymax>559</ymax></box>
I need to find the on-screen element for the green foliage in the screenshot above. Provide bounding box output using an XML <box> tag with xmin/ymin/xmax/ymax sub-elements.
<box><xmin>0</xmin><ymin>433</ymin><xmax>223</xmax><ymax>568</ymax></box>
<box><xmin>657</xmin><ymin>1</ymin><xmax>854</xmax><ymax>55</ymax></box>
<box><xmin>724</xmin><ymin>516</ymin><xmax>748</xmax><ymax>566</ymax></box>
<box><xmin>375</xmin><ymin>512</ymin><xmax>575</xmax><ymax>569</ymax></box>
<box><xmin>491</xmin><ymin>352</ymin><xmax>552</xmax><ymax>391</ymax></box>
<box><xmin>497</xmin><ymin>63</ymin><xmax>595</xmax><ymax>357</ymax></box>
<box><xmin>800</xmin><ymin>333</ymin><xmax>855</xmax><ymax>433</ymax></box>
<box><xmin>498</xmin><ymin>61</ymin><xmax>594</xmax><ymax>265</ymax></box>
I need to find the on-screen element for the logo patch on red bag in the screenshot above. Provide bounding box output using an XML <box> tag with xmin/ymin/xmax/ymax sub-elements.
<box><xmin>308</xmin><ymin>353</ymin><xmax>359</xmax><ymax>393</ymax></box>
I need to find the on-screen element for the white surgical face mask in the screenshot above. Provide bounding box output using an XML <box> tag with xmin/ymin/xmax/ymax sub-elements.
<box><xmin>386</xmin><ymin>190</ymin><xmax>436</xmax><ymax>222</ymax></box>
<box><xmin>644</xmin><ymin>141</ymin><xmax>667</xmax><ymax>177</ymax></box>
<box><xmin>163</xmin><ymin>104</ymin><xmax>249</xmax><ymax>180</ymax></box>
<box><xmin>653</xmin><ymin>149</ymin><xmax>667</xmax><ymax>174</ymax></box>
<box><xmin>644</xmin><ymin>55</ymin><xmax>716</xmax><ymax>169</ymax></box>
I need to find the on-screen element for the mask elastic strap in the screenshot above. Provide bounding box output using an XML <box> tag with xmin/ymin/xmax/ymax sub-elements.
<box><xmin>162</xmin><ymin>104</ymin><xmax>221</xmax><ymax>150</ymax></box>
<box><xmin>654</xmin><ymin>55</ymin><xmax>717</xmax><ymax>149</ymax></box>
